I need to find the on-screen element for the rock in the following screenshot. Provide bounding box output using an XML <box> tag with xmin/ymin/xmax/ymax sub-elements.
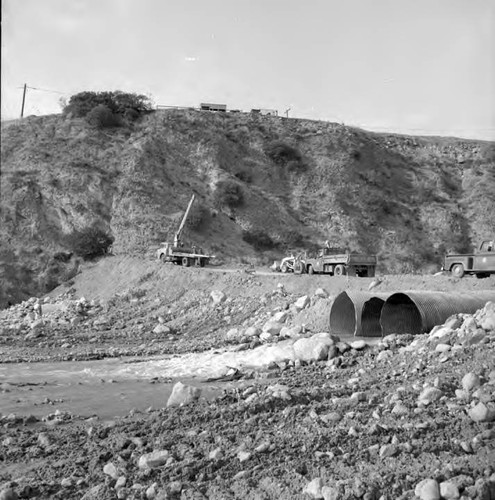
<box><xmin>321</xmin><ymin>485</ymin><xmax>340</xmax><ymax>500</ymax></box>
<box><xmin>210</xmin><ymin>291</ymin><xmax>227</xmax><ymax>305</ymax></box>
<box><xmin>260</xmin><ymin>331</ymin><xmax>274</xmax><ymax>342</ymax></box>
<box><xmin>468</xmin><ymin>402</ymin><xmax>495</xmax><ymax>422</ymax></box>
<box><xmin>376</xmin><ymin>350</ymin><xmax>392</xmax><ymax>362</ymax></box>
<box><xmin>138</xmin><ymin>450</ymin><xmax>169</xmax><ymax>469</ymax></box>
<box><xmin>303</xmin><ymin>477</ymin><xmax>323</xmax><ymax>498</ymax></box>
<box><xmin>103</xmin><ymin>462</ymin><xmax>119</xmax><ymax>479</ymax></box>
<box><xmin>280</xmin><ymin>325</ymin><xmax>303</xmax><ymax>338</ymax></box>
<box><xmin>414</xmin><ymin>478</ymin><xmax>440</xmax><ymax>500</ymax></box>
<box><xmin>115</xmin><ymin>476</ymin><xmax>127</xmax><ymax>489</ymax></box>
<box><xmin>245</xmin><ymin>326</ymin><xmax>261</xmax><ymax>338</ymax></box>
<box><xmin>435</xmin><ymin>343</ymin><xmax>451</xmax><ymax>352</ymax></box>
<box><xmin>262</xmin><ymin>321</ymin><xmax>284</xmax><ymax>335</ymax></box>
<box><xmin>37</xmin><ymin>432</ymin><xmax>51</xmax><ymax>447</ymax></box>
<box><xmin>462</xmin><ymin>372</ymin><xmax>481</xmax><ymax>392</ymax></box>
<box><xmin>272</xmin><ymin>311</ymin><xmax>288</xmax><ymax>323</ymax></box>
<box><xmin>209</xmin><ymin>447</ymin><xmax>223</xmax><ymax>460</ymax></box>
<box><xmin>439</xmin><ymin>481</ymin><xmax>460</xmax><ymax>499</ymax></box>
<box><xmin>225</xmin><ymin>328</ymin><xmax>241</xmax><ymax>341</ymax></box>
<box><xmin>146</xmin><ymin>482</ymin><xmax>158</xmax><ymax>499</ymax></box>
<box><xmin>350</xmin><ymin>340</ymin><xmax>366</xmax><ymax>350</ymax></box>
<box><xmin>81</xmin><ymin>484</ymin><xmax>109</xmax><ymax>500</ymax></box>
<box><xmin>166</xmin><ymin>382</ymin><xmax>201</xmax><ymax>407</ymax></box>
<box><xmin>293</xmin><ymin>335</ymin><xmax>331</xmax><ymax>362</ymax></box>
<box><xmin>418</xmin><ymin>387</ymin><xmax>443</xmax><ymax>405</ymax></box>
<box><xmin>0</xmin><ymin>489</ymin><xmax>18</xmax><ymax>500</ymax></box>
<box><xmin>314</xmin><ymin>288</ymin><xmax>329</xmax><ymax>298</ymax></box>
<box><xmin>237</xmin><ymin>450</ymin><xmax>251</xmax><ymax>462</ymax></box>
<box><xmin>61</xmin><ymin>477</ymin><xmax>73</xmax><ymax>487</ymax></box>
<box><xmin>153</xmin><ymin>324</ymin><xmax>171</xmax><ymax>334</ymax></box>
<box><xmin>294</xmin><ymin>295</ymin><xmax>310</xmax><ymax>311</ymax></box>
<box><xmin>379</xmin><ymin>444</ymin><xmax>397</xmax><ymax>458</ymax></box>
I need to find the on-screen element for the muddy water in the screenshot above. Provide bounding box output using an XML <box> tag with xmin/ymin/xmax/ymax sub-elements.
<box><xmin>0</xmin><ymin>341</ymin><xmax>297</xmax><ymax>420</ymax></box>
<box><xmin>0</xmin><ymin>336</ymin><xmax>374</xmax><ymax>420</ymax></box>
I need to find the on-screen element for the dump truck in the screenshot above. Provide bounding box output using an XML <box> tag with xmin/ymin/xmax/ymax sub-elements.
<box><xmin>443</xmin><ymin>239</ymin><xmax>495</xmax><ymax>278</ymax></box>
<box><xmin>274</xmin><ymin>247</ymin><xmax>377</xmax><ymax>277</ymax></box>
<box><xmin>156</xmin><ymin>195</ymin><xmax>212</xmax><ymax>267</ymax></box>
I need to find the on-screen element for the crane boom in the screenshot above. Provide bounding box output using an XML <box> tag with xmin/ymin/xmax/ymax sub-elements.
<box><xmin>174</xmin><ymin>194</ymin><xmax>195</xmax><ymax>247</ymax></box>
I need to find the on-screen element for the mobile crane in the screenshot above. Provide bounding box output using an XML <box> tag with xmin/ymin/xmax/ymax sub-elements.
<box><xmin>156</xmin><ymin>195</ymin><xmax>212</xmax><ymax>267</ymax></box>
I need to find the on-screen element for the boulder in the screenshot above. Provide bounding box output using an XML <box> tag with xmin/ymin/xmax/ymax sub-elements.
<box><xmin>293</xmin><ymin>295</ymin><xmax>310</xmax><ymax>311</ymax></box>
<box><xmin>166</xmin><ymin>382</ymin><xmax>201</xmax><ymax>407</ymax></box>
<box><xmin>210</xmin><ymin>291</ymin><xmax>227</xmax><ymax>305</ymax></box>
<box><xmin>138</xmin><ymin>450</ymin><xmax>169</xmax><ymax>469</ymax></box>
<box><xmin>293</xmin><ymin>333</ymin><xmax>334</xmax><ymax>362</ymax></box>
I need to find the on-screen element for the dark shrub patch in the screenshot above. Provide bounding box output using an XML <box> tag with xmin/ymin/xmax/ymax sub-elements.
<box><xmin>86</xmin><ymin>105</ymin><xmax>121</xmax><ymax>129</ymax></box>
<box><xmin>65</xmin><ymin>226</ymin><xmax>114</xmax><ymax>260</ymax></box>
<box><xmin>242</xmin><ymin>230</ymin><xmax>278</xmax><ymax>251</ymax></box>
<box><xmin>214</xmin><ymin>180</ymin><xmax>244</xmax><ymax>208</ymax></box>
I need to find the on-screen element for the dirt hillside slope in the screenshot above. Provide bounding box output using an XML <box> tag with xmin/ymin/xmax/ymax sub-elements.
<box><xmin>1</xmin><ymin>110</ymin><xmax>494</xmax><ymax>307</ymax></box>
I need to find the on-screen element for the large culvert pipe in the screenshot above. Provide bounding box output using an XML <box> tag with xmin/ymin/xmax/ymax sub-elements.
<box><xmin>380</xmin><ymin>291</ymin><xmax>495</xmax><ymax>336</ymax></box>
<box><xmin>330</xmin><ymin>292</ymin><xmax>390</xmax><ymax>337</ymax></box>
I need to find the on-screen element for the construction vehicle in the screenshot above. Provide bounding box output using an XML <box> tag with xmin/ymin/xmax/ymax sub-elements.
<box><xmin>156</xmin><ymin>195</ymin><xmax>212</xmax><ymax>267</ymax></box>
<box><xmin>275</xmin><ymin>246</ymin><xmax>376</xmax><ymax>277</ymax></box>
<box><xmin>443</xmin><ymin>239</ymin><xmax>495</xmax><ymax>278</ymax></box>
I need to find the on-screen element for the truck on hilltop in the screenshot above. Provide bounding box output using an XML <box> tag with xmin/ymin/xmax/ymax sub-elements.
<box><xmin>443</xmin><ymin>239</ymin><xmax>495</xmax><ymax>278</ymax></box>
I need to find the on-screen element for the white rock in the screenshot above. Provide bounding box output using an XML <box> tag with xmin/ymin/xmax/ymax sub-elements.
<box><xmin>430</xmin><ymin>326</ymin><xmax>453</xmax><ymax>339</ymax></box>
<box><xmin>435</xmin><ymin>343</ymin><xmax>451</xmax><ymax>353</ymax></box>
<box><xmin>303</xmin><ymin>477</ymin><xmax>323</xmax><ymax>498</ymax></box>
<box><xmin>379</xmin><ymin>444</ymin><xmax>397</xmax><ymax>458</ymax></box>
<box><xmin>138</xmin><ymin>450</ymin><xmax>169</xmax><ymax>469</ymax></box>
<box><xmin>272</xmin><ymin>311</ymin><xmax>288</xmax><ymax>323</ymax></box>
<box><xmin>321</xmin><ymin>485</ymin><xmax>340</xmax><ymax>500</ymax></box>
<box><xmin>314</xmin><ymin>288</ymin><xmax>329</xmax><ymax>298</ymax></box>
<box><xmin>468</xmin><ymin>402</ymin><xmax>495</xmax><ymax>422</ymax></box>
<box><xmin>376</xmin><ymin>350</ymin><xmax>392</xmax><ymax>362</ymax></box>
<box><xmin>293</xmin><ymin>335</ymin><xmax>331</xmax><ymax>362</ymax></box>
<box><xmin>237</xmin><ymin>450</ymin><xmax>251</xmax><ymax>462</ymax></box>
<box><xmin>439</xmin><ymin>480</ymin><xmax>460</xmax><ymax>499</ymax></box>
<box><xmin>166</xmin><ymin>382</ymin><xmax>201</xmax><ymax>407</ymax></box>
<box><xmin>350</xmin><ymin>340</ymin><xmax>366</xmax><ymax>350</ymax></box>
<box><xmin>244</xmin><ymin>326</ymin><xmax>261</xmax><ymax>337</ymax></box>
<box><xmin>414</xmin><ymin>478</ymin><xmax>440</xmax><ymax>500</ymax></box>
<box><xmin>209</xmin><ymin>447</ymin><xmax>223</xmax><ymax>460</ymax></box>
<box><xmin>260</xmin><ymin>331</ymin><xmax>274</xmax><ymax>342</ymax></box>
<box><xmin>262</xmin><ymin>321</ymin><xmax>284</xmax><ymax>335</ymax></box>
<box><xmin>294</xmin><ymin>295</ymin><xmax>310</xmax><ymax>311</ymax></box>
<box><xmin>462</xmin><ymin>372</ymin><xmax>481</xmax><ymax>392</ymax></box>
<box><xmin>280</xmin><ymin>325</ymin><xmax>303</xmax><ymax>338</ymax></box>
<box><xmin>153</xmin><ymin>324</ymin><xmax>171</xmax><ymax>334</ymax></box>
<box><xmin>210</xmin><ymin>290</ymin><xmax>227</xmax><ymax>305</ymax></box>
<box><xmin>146</xmin><ymin>482</ymin><xmax>158</xmax><ymax>499</ymax></box>
<box><xmin>225</xmin><ymin>328</ymin><xmax>241</xmax><ymax>341</ymax></box>
<box><xmin>103</xmin><ymin>462</ymin><xmax>119</xmax><ymax>479</ymax></box>
<box><xmin>418</xmin><ymin>387</ymin><xmax>443</xmax><ymax>405</ymax></box>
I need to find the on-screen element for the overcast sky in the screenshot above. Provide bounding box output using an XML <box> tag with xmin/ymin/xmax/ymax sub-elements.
<box><xmin>2</xmin><ymin>0</ymin><xmax>494</xmax><ymax>140</ymax></box>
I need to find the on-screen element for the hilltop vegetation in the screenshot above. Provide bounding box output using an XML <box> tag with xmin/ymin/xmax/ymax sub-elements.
<box><xmin>1</xmin><ymin>108</ymin><xmax>494</xmax><ymax>307</ymax></box>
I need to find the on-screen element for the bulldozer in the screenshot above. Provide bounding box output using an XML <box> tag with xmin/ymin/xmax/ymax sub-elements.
<box><xmin>156</xmin><ymin>195</ymin><xmax>212</xmax><ymax>267</ymax></box>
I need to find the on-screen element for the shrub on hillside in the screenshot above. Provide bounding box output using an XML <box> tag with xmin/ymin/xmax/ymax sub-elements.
<box><xmin>86</xmin><ymin>105</ymin><xmax>121</xmax><ymax>129</ymax></box>
<box><xmin>264</xmin><ymin>141</ymin><xmax>307</xmax><ymax>171</ymax></box>
<box><xmin>66</xmin><ymin>226</ymin><xmax>114</xmax><ymax>260</ymax></box>
<box><xmin>63</xmin><ymin>91</ymin><xmax>152</xmax><ymax>120</ymax></box>
<box><xmin>185</xmin><ymin>204</ymin><xmax>209</xmax><ymax>230</ymax></box>
<box><xmin>213</xmin><ymin>180</ymin><xmax>244</xmax><ymax>208</ymax></box>
<box><xmin>242</xmin><ymin>229</ymin><xmax>278</xmax><ymax>251</ymax></box>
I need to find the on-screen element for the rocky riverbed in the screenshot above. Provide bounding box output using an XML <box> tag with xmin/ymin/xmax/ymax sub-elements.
<box><xmin>1</xmin><ymin>261</ymin><xmax>495</xmax><ymax>499</ymax></box>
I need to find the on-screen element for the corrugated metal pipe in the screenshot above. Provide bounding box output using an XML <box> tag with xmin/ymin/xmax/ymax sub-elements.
<box><xmin>329</xmin><ymin>292</ymin><xmax>390</xmax><ymax>337</ymax></box>
<box><xmin>380</xmin><ymin>291</ymin><xmax>495</xmax><ymax>336</ymax></box>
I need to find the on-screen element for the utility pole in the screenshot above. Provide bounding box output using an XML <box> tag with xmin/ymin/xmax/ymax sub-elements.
<box><xmin>20</xmin><ymin>83</ymin><xmax>27</xmax><ymax>118</ymax></box>
<box><xmin>285</xmin><ymin>107</ymin><xmax>291</xmax><ymax>118</ymax></box>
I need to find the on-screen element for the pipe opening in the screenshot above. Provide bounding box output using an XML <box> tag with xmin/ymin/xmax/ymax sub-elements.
<box><xmin>381</xmin><ymin>293</ymin><xmax>422</xmax><ymax>335</ymax></box>
<box><xmin>361</xmin><ymin>297</ymin><xmax>386</xmax><ymax>337</ymax></box>
<box><xmin>329</xmin><ymin>292</ymin><xmax>357</xmax><ymax>336</ymax></box>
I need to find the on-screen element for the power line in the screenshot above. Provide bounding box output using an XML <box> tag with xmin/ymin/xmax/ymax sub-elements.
<box><xmin>17</xmin><ymin>85</ymin><xmax>67</xmax><ymax>95</ymax></box>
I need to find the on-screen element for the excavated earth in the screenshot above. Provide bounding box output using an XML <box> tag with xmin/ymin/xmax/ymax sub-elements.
<box><xmin>1</xmin><ymin>257</ymin><xmax>495</xmax><ymax>500</ymax></box>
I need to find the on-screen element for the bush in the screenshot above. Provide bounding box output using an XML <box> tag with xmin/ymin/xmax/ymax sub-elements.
<box><xmin>214</xmin><ymin>180</ymin><xmax>243</xmax><ymax>208</ymax></box>
<box><xmin>242</xmin><ymin>230</ymin><xmax>278</xmax><ymax>251</ymax></box>
<box><xmin>185</xmin><ymin>204</ymin><xmax>209</xmax><ymax>230</ymax></box>
<box><xmin>66</xmin><ymin>226</ymin><xmax>114</xmax><ymax>260</ymax></box>
<box><xmin>86</xmin><ymin>104</ymin><xmax>121</xmax><ymax>129</ymax></box>
<box><xmin>264</xmin><ymin>141</ymin><xmax>306</xmax><ymax>171</ymax></box>
<box><xmin>63</xmin><ymin>91</ymin><xmax>153</xmax><ymax>120</ymax></box>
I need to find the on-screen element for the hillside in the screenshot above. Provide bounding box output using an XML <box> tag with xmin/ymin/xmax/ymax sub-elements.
<box><xmin>1</xmin><ymin>110</ymin><xmax>494</xmax><ymax>307</ymax></box>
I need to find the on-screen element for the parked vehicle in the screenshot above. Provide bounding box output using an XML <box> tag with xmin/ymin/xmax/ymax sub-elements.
<box><xmin>443</xmin><ymin>239</ymin><xmax>495</xmax><ymax>278</ymax></box>
<box><xmin>156</xmin><ymin>195</ymin><xmax>212</xmax><ymax>267</ymax></box>
<box><xmin>273</xmin><ymin>247</ymin><xmax>377</xmax><ymax>277</ymax></box>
